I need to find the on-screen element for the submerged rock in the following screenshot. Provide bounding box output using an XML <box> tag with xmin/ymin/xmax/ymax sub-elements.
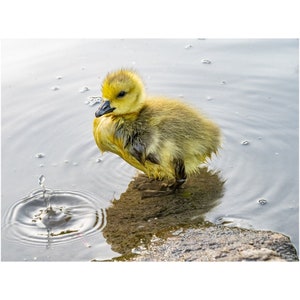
<box><xmin>101</xmin><ymin>170</ymin><xmax>298</xmax><ymax>262</ymax></box>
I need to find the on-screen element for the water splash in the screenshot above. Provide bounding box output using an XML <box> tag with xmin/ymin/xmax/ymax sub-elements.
<box><xmin>38</xmin><ymin>174</ymin><xmax>45</xmax><ymax>191</ymax></box>
<box><xmin>38</xmin><ymin>175</ymin><xmax>50</xmax><ymax>210</ymax></box>
<box><xmin>36</xmin><ymin>175</ymin><xmax>73</xmax><ymax>234</ymax></box>
<box><xmin>2</xmin><ymin>176</ymin><xmax>106</xmax><ymax>254</ymax></box>
<box><xmin>85</xmin><ymin>96</ymin><xmax>102</xmax><ymax>106</ymax></box>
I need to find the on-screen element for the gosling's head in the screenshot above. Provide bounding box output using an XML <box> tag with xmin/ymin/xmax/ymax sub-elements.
<box><xmin>95</xmin><ymin>69</ymin><xmax>145</xmax><ymax>117</ymax></box>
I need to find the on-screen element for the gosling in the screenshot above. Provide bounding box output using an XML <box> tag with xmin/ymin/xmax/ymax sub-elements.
<box><xmin>93</xmin><ymin>69</ymin><xmax>221</xmax><ymax>191</ymax></box>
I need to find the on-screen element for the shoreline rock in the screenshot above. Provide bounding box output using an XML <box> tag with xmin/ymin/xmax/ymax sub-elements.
<box><xmin>100</xmin><ymin>170</ymin><xmax>298</xmax><ymax>262</ymax></box>
<box><xmin>129</xmin><ymin>225</ymin><xmax>298</xmax><ymax>262</ymax></box>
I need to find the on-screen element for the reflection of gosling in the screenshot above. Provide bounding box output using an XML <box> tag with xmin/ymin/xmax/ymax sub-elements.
<box><xmin>93</xmin><ymin>69</ymin><xmax>221</xmax><ymax>190</ymax></box>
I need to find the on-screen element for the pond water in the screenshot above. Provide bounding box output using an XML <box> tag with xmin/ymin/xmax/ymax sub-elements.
<box><xmin>1</xmin><ymin>39</ymin><xmax>299</xmax><ymax>261</ymax></box>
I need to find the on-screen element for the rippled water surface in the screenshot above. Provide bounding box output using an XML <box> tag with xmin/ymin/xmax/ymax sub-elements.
<box><xmin>1</xmin><ymin>39</ymin><xmax>299</xmax><ymax>261</ymax></box>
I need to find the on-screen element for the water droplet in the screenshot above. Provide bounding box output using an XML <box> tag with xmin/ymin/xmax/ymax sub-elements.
<box><xmin>38</xmin><ymin>175</ymin><xmax>45</xmax><ymax>187</ymax></box>
<box><xmin>51</xmin><ymin>86</ymin><xmax>59</xmax><ymax>91</ymax></box>
<box><xmin>72</xmin><ymin>162</ymin><xmax>78</xmax><ymax>166</ymax></box>
<box><xmin>79</xmin><ymin>86</ymin><xmax>89</xmax><ymax>93</ymax></box>
<box><xmin>184</xmin><ymin>44</ymin><xmax>192</xmax><ymax>49</ymax></box>
<box><xmin>39</xmin><ymin>164</ymin><xmax>44</xmax><ymax>168</ymax></box>
<box><xmin>258</xmin><ymin>199</ymin><xmax>268</xmax><ymax>205</ymax></box>
<box><xmin>85</xmin><ymin>96</ymin><xmax>102</xmax><ymax>106</ymax></box>
<box><xmin>275</xmin><ymin>152</ymin><xmax>279</xmax><ymax>156</ymax></box>
<box><xmin>241</xmin><ymin>140</ymin><xmax>250</xmax><ymax>145</ymax></box>
<box><xmin>206</xmin><ymin>96</ymin><xmax>213</xmax><ymax>101</ymax></box>
<box><xmin>96</xmin><ymin>158</ymin><xmax>102</xmax><ymax>163</ymax></box>
<box><xmin>56</xmin><ymin>76</ymin><xmax>62</xmax><ymax>80</ymax></box>
<box><xmin>221</xmin><ymin>80</ymin><xmax>226</xmax><ymax>84</ymax></box>
<box><xmin>201</xmin><ymin>59</ymin><xmax>212</xmax><ymax>64</ymax></box>
<box><xmin>64</xmin><ymin>160</ymin><xmax>69</xmax><ymax>164</ymax></box>
<box><xmin>35</xmin><ymin>153</ymin><xmax>45</xmax><ymax>158</ymax></box>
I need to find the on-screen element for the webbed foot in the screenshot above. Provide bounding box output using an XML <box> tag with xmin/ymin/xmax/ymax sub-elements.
<box><xmin>140</xmin><ymin>179</ymin><xmax>186</xmax><ymax>199</ymax></box>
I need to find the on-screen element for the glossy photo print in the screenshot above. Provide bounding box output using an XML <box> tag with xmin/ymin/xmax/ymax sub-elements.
<box><xmin>1</xmin><ymin>39</ymin><xmax>299</xmax><ymax>261</ymax></box>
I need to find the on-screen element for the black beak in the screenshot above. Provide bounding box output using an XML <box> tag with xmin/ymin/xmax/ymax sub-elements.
<box><xmin>95</xmin><ymin>100</ymin><xmax>115</xmax><ymax>117</ymax></box>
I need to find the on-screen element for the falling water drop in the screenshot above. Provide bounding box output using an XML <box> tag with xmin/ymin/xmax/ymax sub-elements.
<box><xmin>38</xmin><ymin>175</ymin><xmax>50</xmax><ymax>209</ymax></box>
<box><xmin>38</xmin><ymin>175</ymin><xmax>45</xmax><ymax>189</ymax></box>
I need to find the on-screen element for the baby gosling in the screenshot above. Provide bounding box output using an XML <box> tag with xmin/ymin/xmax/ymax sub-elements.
<box><xmin>93</xmin><ymin>69</ymin><xmax>221</xmax><ymax>191</ymax></box>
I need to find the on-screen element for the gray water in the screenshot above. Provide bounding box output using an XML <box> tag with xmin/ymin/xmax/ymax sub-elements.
<box><xmin>1</xmin><ymin>39</ymin><xmax>298</xmax><ymax>261</ymax></box>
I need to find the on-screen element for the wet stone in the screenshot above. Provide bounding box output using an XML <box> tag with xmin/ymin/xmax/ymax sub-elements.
<box><xmin>130</xmin><ymin>226</ymin><xmax>298</xmax><ymax>262</ymax></box>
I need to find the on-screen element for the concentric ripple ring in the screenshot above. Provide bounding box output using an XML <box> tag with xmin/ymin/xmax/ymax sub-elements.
<box><xmin>3</xmin><ymin>189</ymin><xmax>106</xmax><ymax>247</ymax></box>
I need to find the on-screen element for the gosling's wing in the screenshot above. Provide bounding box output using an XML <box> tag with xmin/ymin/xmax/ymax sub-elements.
<box><xmin>126</xmin><ymin>134</ymin><xmax>146</xmax><ymax>164</ymax></box>
<box><xmin>125</xmin><ymin>132</ymin><xmax>160</xmax><ymax>166</ymax></box>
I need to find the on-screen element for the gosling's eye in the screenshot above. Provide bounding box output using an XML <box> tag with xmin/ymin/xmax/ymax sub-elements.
<box><xmin>117</xmin><ymin>91</ymin><xmax>126</xmax><ymax>98</ymax></box>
